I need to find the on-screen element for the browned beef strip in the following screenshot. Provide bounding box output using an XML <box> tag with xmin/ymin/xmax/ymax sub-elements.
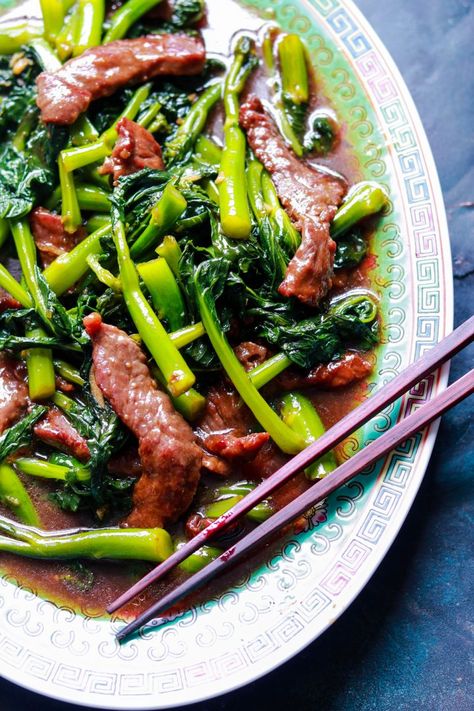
<box><xmin>275</xmin><ymin>352</ymin><xmax>375</xmax><ymax>391</ymax></box>
<box><xmin>34</xmin><ymin>407</ymin><xmax>91</xmax><ymax>461</ymax></box>
<box><xmin>234</xmin><ymin>341</ymin><xmax>269</xmax><ymax>371</ymax></box>
<box><xmin>203</xmin><ymin>431</ymin><xmax>270</xmax><ymax>459</ymax></box>
<box><xmin>30</xmin><ymin>208</ymin><xmax>86</xmax><ymax>268</ymax></box>
<box><xmin>0</xmin><ymin>353</ymin><xmax>28</xmax><ymax>434</ymax></box>
<box><xmin>36</xmin><ymin>34</ymin><xmax>206</xmax><ymax>125</ymax></box>
<box><xmin>55</xmin><ymin>374</ymin><xmax>75</xmax><ymax>393</ymax></box>
<box><xmin>0</xmin><ymin>287</ymin><xmax>21</xmax><ymax>313</ymax></box>
<box><xmin>83</xmin><ymin>312</ymin><xmax>201</xmax><ymax>528</ymax></box>
<box><xmin>99</xmin><ymin>117</ymin><xmax>164</xmax><ymax>184</ymax></box>
<box><xmin>196</xmin><ymin>383</ymin><xmax>268</xmax><ymax>474</ymax></box>
<box><xmin>239</xmin><ymin>96</ymin><xmax>347</xmax><ymax>306</ymax></box>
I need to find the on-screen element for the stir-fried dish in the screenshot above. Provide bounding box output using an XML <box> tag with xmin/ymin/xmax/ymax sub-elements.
<box><xmin>0</xmin><ymin>0</ymin><xmax>388</xmax><ymax>613</ymax></box>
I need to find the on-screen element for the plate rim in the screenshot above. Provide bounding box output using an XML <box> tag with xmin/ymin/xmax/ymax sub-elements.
<box><xmin>0</xmin><ymin>0</ymin><xmax>453</xmax><ymax>706</ymax></box>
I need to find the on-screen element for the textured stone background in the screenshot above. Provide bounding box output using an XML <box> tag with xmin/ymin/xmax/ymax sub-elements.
<box><xmin>0</xmin><ymin>0</ymin><xmax>472</xmax><ymax>709</ymax></box>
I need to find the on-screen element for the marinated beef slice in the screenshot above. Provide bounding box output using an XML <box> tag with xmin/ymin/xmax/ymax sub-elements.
<box><xmin>276</xmin><ymin>352</ymin><xmax>375</xmax><ymax>391</ymax></box>
<box><xmin>0</xmin><ymin>353</ymin><xmax>28</xmax><ymax>433</ymax></box>
<box><xmin>240</xmin><ymin>96</ymin><xmax>346</xmax><ymax>307</ymax></box>
<box><xmin>196</xmin><ymin>383</ymin><xmax>269</xmax><ymax>477</ymax></box>
<box><xmin>99</xmin><ymin>118</ymin><xmax>164</xmax><ymax>184</ymax></box>
<box><xmin>0</xmin><ymin>288</ymin><xmax>21</xmax><ymax>313</ymax></box>
<box><xmin>37</xmin><ymin>34</ymin><xmax>206</xmax><ymax>125</ymax></box>
<box><xmin>30</xmin><ymin>208</ymin><xmax>86</xmax><ymax>268</ymax></box>
<box><xmin>34</xmin><ymin>407</ymin><xmax>91</xmax><ymax>461</ymax></box>
<box><xmin>84</xmin><ymin>313</ymin><xmax>201</xmax><ymax>528</ymax></box>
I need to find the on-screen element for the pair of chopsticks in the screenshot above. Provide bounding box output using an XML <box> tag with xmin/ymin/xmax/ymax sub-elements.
<box><xmin>110</xmin><ymin>316</ymin><xmax>474</xmax><ymax>641</ymax></box>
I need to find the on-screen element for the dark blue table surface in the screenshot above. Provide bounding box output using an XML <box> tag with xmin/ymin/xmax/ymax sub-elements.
<box><xmin>1</xmin><ymin>1</ymin><xmax>473</xmax><ymax>709</ymax></box>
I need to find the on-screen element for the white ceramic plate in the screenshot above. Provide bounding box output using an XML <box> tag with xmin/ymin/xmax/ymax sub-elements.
<box><xmin>0</xmin><ymin>0</ymin><xmax>452</xmax><ymax>707</ymax></box>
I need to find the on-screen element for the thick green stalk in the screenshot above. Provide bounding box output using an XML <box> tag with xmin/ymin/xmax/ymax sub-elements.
<box><xmin>76</xmin><ymin>185</ymin><xmax>111</xmax><ymax>211</ymax></box>
<box><xmin>14</xmin><ymin>457</ymin><xmax>90</xmax><ymax>482</ymax></box>
<box><xmin>155</xmin><ymin>235</ymin><xmax>182</xmax><ymax>276</ymax></box>
<box><xmin>279</xmin><ymin>392</ymin><xmax>337</xmax><ymax>480</ymax></box>
<box><xmin>10</xmin><ymin>219</ymin><xmax>50</xmax><ymax>323</ymax></box>
<box><xmin>137</xmin><ymin>101</ymin><xmax>163</xmax><ymax>129</ymax></box>
<box><xmin>0</xmin><ymin>522</ymin><xmax>173</xmax><ymax>562</ymax></box>
<box><xmin>262</xmin><ymin>29</ymin><xmax>305</xmax><ymax>157</ymax></box>
<box><xmin>0</xmin><ymin>20</ymin><xmax>43</xmax><ymax>54</ymax></box>
<box><xmin>151</xmin><ymin>367</ymin><xmax>205</xmax><ymax>422</ymax></box>
<box><xmin>165</xmin><ymin>83</ymin><xmax>222</xmax><ymax>163</ymax></box>
<box><xmin>138</xmin><ymin>257</ymin><xmax>186</xmax><ymax>330</ymax></box>
<box><xmin>61</xmin><ymin>140</ymin><xmax>109</xmax><ymax>174</ymax></box>
<box><xmin>61</xmin><ymin>84</ymin><xmax>151</xmax><ymax>172</ymax></box>
<box><xmin>261</xmin><ymin>170</ymin><xmax>301</xmax><ymax>253</ymax></box>
<box><xmin>205</xmin><ymin>482</ymin><xmax>273</xmax><ymax>524</ymax></box>
<box><xmin>103</xmin><ymin>0</ymin><xmax>162</xmax><ymax>43</ymax></box>
<box><xmin>218</xmin><ymin>37</ymin><xmax>255</xmax><ymax>239</ymax></box>
<box><xmin>26</xmin><ymin>328</ymin><xmax>56</xmax><ymax>401</ymax></box>
<box><xmin>331</xmin><ymin>181</ymin><xmax>389</xmax><ymax>238</ymax></box>
<box><xmin>195</xmin><ymin>269</ymin><xmax>305</xmax><ymax>454</ymax></box>
<box><xmin>130</xmin><ymin>184</ymin><xmax>187</xmax><ymax>259</ymax></box>
<box><xmin>0</xmin><ymin>265</ymin><xmax>33</xmax><ymax>308</ymax></box>
<box><xmin>86</xmin><ymin>254</ymin><xmax>122</xmax><ymax>291</ymax></box>
<box><xmin>86</xmin><ymin>214</ymin><xmax>110</xmax><ymax>233</ymax></box>
<box><xmin>175</xmin><ymin>541</ymin><xmax>221</xmax><ymax>574</ymax></box>
<box><xmin>59</xmin><ymin>155</ymin><xmax>82</xmax><ymax>233</ymax></box>
<box><xmin>54</xmin><ymin>359</ymin><xmax>85</xmax><ymax>386</ymax></box>
<box><xmin>0</xmin><ymin>464</ymin><xmax>40</xmax><ymax>526</ymax></box>
<box><xmin>195</xmin><ymin>135</ymin><xmax>222</xmax><ymax>168</ymax></box>
<box><xmin>278</xmin><ymin>34</ymin><xmax>309</xmax><ymax>105</ymax></box>
<box><xmin>112</xmin><ymin>214</ymin><xmax>195</xmax><ymax>397</ymax></box>
<box><xmin>52</xmin><ymin>391</ymin><xmax>75</xmax><ymax>412</ymax></box>
<box><xmin>40</xmin><ymin>0</ymin><xmax>65</xmax><ymax>44</ymax></box>
<box><xmin>70</xmin><ymin>115</ymin><xmax>100</xmax><ymax>146</ymax></box>
<box><xmin>47</xmin><ymin>184</ymin><xmax>110</xmax><ymax>212</ymax></box>
<box><xmin>43</xmin><ymin>222</ymin><xmax>110</xmax><ymax>295</ymax></box>
<box><xmin>56</xmin><ymin>1</ymin><xmax>82</xmax><ymax>61</ymax></box>
<box><xmin>29</xmin><ymin>37</ymin><xmax>61</xmax><ymax>71</ymax></box>
<box><xmin>169</xmin><ymin>322</ymin><xmax>205</xmax><ymax>349</ymax></box>
<box><xmin>74</xmin><ymin>0</ymin><xmax>105</xmax><ymax>55</ymax></box>
<box><xmin>248</xmin><ymin>352</ymin><xmax>291</xmax><ymax>390</ymax></box>
<box><xmin>246</xmin><ymin>159</ymin><xmax>266</xmax><ymax>221</ymax></box>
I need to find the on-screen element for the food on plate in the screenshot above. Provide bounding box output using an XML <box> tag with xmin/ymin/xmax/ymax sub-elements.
<box><xmin>0</xmin><ymin>0</ymin><xmax>388</xmax><ymax>613</ymax></box>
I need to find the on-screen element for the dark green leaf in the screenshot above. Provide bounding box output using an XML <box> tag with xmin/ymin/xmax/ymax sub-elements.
<box><xmin>334</xmin><ymin>229</ymin><xmax>368</xmax><ymax>269</ymax></box>
<box><xmin>0</xmin><ymin>405</ymin><xmax>47</xmax><ymax>460</ymax></box>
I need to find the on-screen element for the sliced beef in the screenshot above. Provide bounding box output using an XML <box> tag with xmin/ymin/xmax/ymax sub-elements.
<box><xmin>234</xmin><ymin>341</ymin><xmax>269</xmax><ymax>371</ymax></box>
<box><xmin>275</xmin><ymin>352</ymin><xmax>375</xmax><ymax>391</ymax></box>
<box><xmin>36</xmin><ymin>34</ymin><xmax>206</xmax><ymax>125</ymax></box>
<box><xmin>0</xmin><ymin>287</ymin><xmax>21</xmax><ymax>313</ymax></box>
<box><xmin>34</xmin><ymin>407</ymin><xmax>91</xmax><ymax>461</ymax></box>
<box><xmin>30</xmin><ymin>208</ymin><xmax>86</xmax><ymax>268</ymax></box>
<box><xmin>203</xmin><ymin>431</ymin><xmax>270</xmax><ymax>459</ymax></box>
<box><xmin>0</xmin><ymin>353</ymin><xmax>28</xmax><ymax>434</ymax></box>
<box><xmin>200</xmin><ymin>451</ymin><xmax>232</xmax><ymax>477</ymax></box>
<box><xmin>55</xmin><ymin>374</ymin><xmax>75</xmax><ymax>393</ymax></box>
<box><xmin>185</xmin><ymin>512</ymin><xmax>240</xmax><ymax>540</ymax></box>
<box><xmin>99</xmin><ymin>117</ymin><xmax>164</xmax><ymax>184</ymax></box>
<box><xmin>196</xmin><ymin>383</ymin><xmax>268</xmax><ymax>475</ymax></box>
<box><xmin>240</xmin><ymin>96</ymin><xmax>346</xmax><ymax>306</ymax></box>
<box><xmin>83</xmin><ymin>312</ymin><xmax>201</xmax><ymax>528</ymax></box>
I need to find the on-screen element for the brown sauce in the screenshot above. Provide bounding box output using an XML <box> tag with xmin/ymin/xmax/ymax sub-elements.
<box><xmin>0</xmin><ymin>0</ymin><xmax>376</xmax><ymax>619</ymax></box>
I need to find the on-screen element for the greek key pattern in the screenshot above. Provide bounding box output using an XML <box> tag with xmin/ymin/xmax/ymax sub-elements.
<box><xmin>0</xmin><ymin>0</ymin><xmax>450</xmax><ymax>707</ymax></box>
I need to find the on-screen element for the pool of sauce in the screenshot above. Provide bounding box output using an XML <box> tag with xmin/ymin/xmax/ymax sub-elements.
<box><xmin>0</xmin><ymin>0</ymin><xmax>376</xmax><ymax>620</ymax></box>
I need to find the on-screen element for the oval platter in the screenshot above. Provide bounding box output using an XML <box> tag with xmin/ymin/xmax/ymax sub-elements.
<box><xmin>0</xmin><ymin>0</ymin><xmax>453</xmax><ymax>707</ymax></box>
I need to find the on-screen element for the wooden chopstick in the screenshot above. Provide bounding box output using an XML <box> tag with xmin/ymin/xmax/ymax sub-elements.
<box><xmin>116</xmin><ymin>366</ymin><xmax>474</xmax><ymax>641</ymax></box>
<box><xmin>108</xmin><ymin>315</ymin><xmax>474</xmax><ymax>617</ymax></box>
